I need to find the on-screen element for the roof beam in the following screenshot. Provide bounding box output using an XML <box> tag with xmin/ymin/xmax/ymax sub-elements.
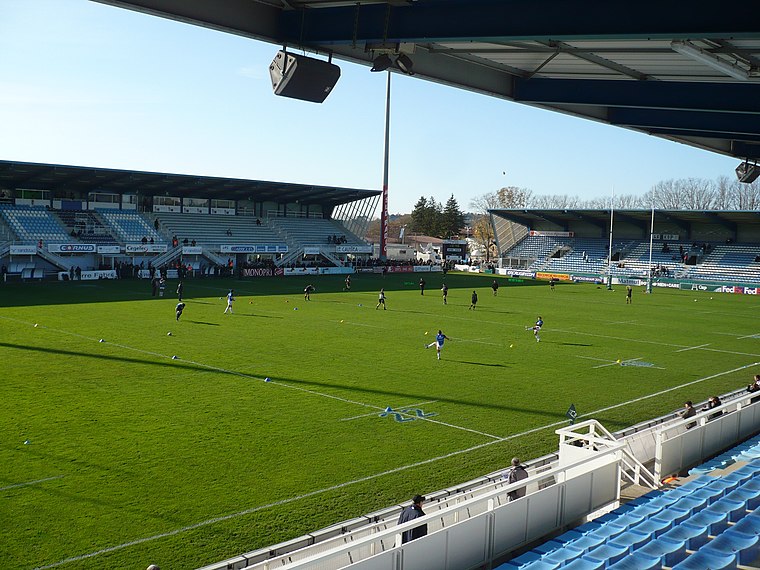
<box><xmin>643</xmin><ymin>128</ymin><xmax>760</xmax><ymax>144</ymax></box>
<box><xmin>280</xmin><ymin>1</ymin><xmax>760</xmax><ymax>44</ymax></box>
<box><xmin>513</xmin><ymin>78</ymin><xmax>760</xmax><ymax>114</ymax></box>
<box><xmin>659</xmin><ymin>213</ymin><xmax>691</xmax><ymax>232</ymax></box>
<box><xmin>704</xmin><ymin>211</ymin><xmax>737</xmax><ymax>233</ymax></box>
<box><xmin>608</xmin><ymin>108</ymin><xmax>760</xmax><ymax>136</ymax></box>
<box><xmin>731</xmin><ymin>142</ymin><xmax>760</xmax><ymax>160</ymax></box>
<box><xmin>542</xmin><ymin>41</ymin><xmax>650</xmax><ymax>80</ymax></box>
<box><xmin>614</xmin><ymin>213</ymin><xmax>648</xmax><ymax>230</ymax></box>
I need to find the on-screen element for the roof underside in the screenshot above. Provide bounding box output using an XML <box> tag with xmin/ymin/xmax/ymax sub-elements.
<box><xmin>0</xmin><ymin>160</ymin><xmax>379</xmax><ymax>207</ymax></box>
<box><xmin>94</xmin><ymin>0</ymin><xmax>760</xmax><ymax>160</ymax></box>
<box><xmin>491</xmin><ymin>208</ymin><xmax>760</xmax><ymax>230</ymax></box>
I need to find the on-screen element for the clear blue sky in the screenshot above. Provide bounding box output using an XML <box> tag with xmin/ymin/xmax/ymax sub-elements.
<box><xmin>0</xmin><ymin>0</ymin><xmax>740</xmax><ymax>214</ymax></box>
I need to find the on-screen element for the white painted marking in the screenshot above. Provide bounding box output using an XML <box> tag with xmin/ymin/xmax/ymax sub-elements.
<box><xmin>0</xmin><ymin>475</ymin><xmax>64</xmax><ymax>491</ymax></box>
<box><xmin>676</xmin><ymin>344</ymin><xmax>710</xmax><ymax>353</ymax></box>
<box><xmin>738</xmin><ymin>333</ymin><xmax>760</xmax><ymax>340</ymax></box>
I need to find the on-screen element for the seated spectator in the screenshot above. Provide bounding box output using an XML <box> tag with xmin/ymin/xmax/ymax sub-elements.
<box><xmin>149</xmin><ymin>237</ymin><xmax>155</xmax><ymax>244</ymax></box>
<box><xmin>183</xmin><ymin>238</ymin><xmax>189</xmax><ymax>245</ymax></box>
<box><xmin>680</xmin><ymin>400</ymin><xmax>697</xmax><ymax>429</ymax></box>
<box><xmin>256</xmin><ymin>218</ymin><xmax>262</xmax><ymax>226</ymax></box>
<box><xmin>703</xmin><ymin>396</ymin><xmax>723</xmax><ymax>421</ymax></box>
<box><xmin>191</xmin><ymin>239</ymin><xmax>196</xmax><ymax>246</ymax></box>
<box><xmin>141</xmin><ymin>236</ymin><xmax>148</xmax><ymax>244</ymax></box>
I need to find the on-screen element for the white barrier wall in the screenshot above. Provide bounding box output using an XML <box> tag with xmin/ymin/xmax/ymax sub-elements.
<box><xmin>655</xmin><ymin>395</ymin><xmax>760</xmax><ymax>479</ymax></box>
<box><xmin>200</xmin><ymin>448</ymin><xmax>621</xmax><ymax>570</ymax></box>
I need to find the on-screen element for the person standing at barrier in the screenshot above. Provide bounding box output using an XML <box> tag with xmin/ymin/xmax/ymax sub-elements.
<box><xmin>504</xmin><ymin>457</ymin><xmax>529</xmax><ymax>501</ymax></box>
<box><xmin>398</xmin><ymin>495</ymin><xmax>427</xmax><ymax>544</ymax></box>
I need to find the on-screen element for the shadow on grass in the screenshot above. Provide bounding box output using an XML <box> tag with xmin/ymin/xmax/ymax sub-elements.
<box><xmin>232</xmin><ymin>313</ymin><xmax>284</xmax><ymax>319</ymax></box>
<box><xmin>0</xmin><ymin>272</ymin><xmax>550</xmax><ymax>307</ymax></box>
<box><xmin>1</xmin><ymin>342</ymin><xmax>568</xmax><ymax>420</ymax></box>
<box><xmin>450</xmin><ymin>360</ymin><xmax>511</xmax><ymax>368</ymax></box>
<box><xmin>560</xmin><ymin>342</ymin><xmax>593</xmax><ymax>347</ymax></box>
<box><xmin>185</xmin><ymin>320</ymin><xmax>221</xmax><ymax>326</ymax></box>
<box><xmin>0</xmin><ymin>342</ymin><xmax>215</xmax><ymax>374</ymax></box>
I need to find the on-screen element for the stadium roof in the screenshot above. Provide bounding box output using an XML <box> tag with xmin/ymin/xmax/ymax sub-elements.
<box><xmin>95</xmin><ymin>1</ymin><xmax>760</xmax><ymax>161</ymax></box>
<box><xmin>0</xmin><ymin>160</ymin><xmax>379</xmax><ymax>208</ymax></box>
<box><xmin>491</xmin><ymin>208</ymin><xmax>760</xmax><ymax>231</ymax></box>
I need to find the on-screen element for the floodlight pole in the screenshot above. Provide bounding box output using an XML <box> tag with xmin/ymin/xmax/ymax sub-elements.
<box><xmin>647</xmin><ymin>199</ymin><xmax>655</xmax><ymax>294</ymax></box>
<box><xmin>606</xmin><ymin>187</ymin><xmax>614</xmax><ymax>290</ymax></box>
<box><xmin>379</xmin><ymin>71</ymin><xmax>391</xmax><ymax>262</ymax></box>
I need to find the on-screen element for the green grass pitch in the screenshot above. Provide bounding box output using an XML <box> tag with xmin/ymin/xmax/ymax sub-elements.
<box><xmin>1</xmin><ymin>272</ymin><xmax>758</xmax><ymax>569</ymax></box>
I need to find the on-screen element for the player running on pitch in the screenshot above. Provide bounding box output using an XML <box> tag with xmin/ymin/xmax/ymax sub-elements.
<box><xmin>223</xmin><ymin>289</ymin><xmax>235</xmax><ymax>314</ymax></box>
<box><xmin>376</xmin><ymin>288</ymin><xmax>387</xmax><ymax>310</ymax></box>
<box><xmin>526</xmin><ymin>316</ymin><xmax>543</xmax><ymax>342</ymax></box>
<box><xmin>426</xmin><ymin>329</ymin><xmax>451</xmax><ymax>360</ymax></box>
<box><xmin>304</xmin><ymin>284</ymin><xmax>315</xmax><ymax>301</ymax></box>
<box><xmin>175</xmin><ymin>302</ymin><xmax>186</xmax><ymax>321</ymax></box>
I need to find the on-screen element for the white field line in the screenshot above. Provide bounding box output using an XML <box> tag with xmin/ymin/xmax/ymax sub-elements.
<box><xmin>36</xmin><ymin>360</ymin><xmax>760</xmax><ymax>570</ymax></box>
<box><xmin>0</xmin><ymin>475</ymin><xmax>64</xmax><ymax>492</ymax></box>
<box><xmin>609</xmin><ymin>320</ymin><xmax>638</xmax><ymax>325</ymax></box>
<box><xmin>676</xmin><ymin>344</ymin><xmax>711</xmax><ymax>353</ymax></box>
<box><xmin>738</xmin><ymin>332</ymin><xmax>760</xmax><ymax>340</ymax></box>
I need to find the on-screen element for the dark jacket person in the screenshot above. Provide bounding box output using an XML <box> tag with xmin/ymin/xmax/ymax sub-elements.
<box><xmin>398</xmin><ymin>494</ymin><xmax>427</xmax><ymax>544</ymax></box>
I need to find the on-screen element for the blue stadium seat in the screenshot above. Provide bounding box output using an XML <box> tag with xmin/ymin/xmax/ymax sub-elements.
<box><xmin>606</xmin><ymin>552</ymin><xmax>660</xmax><ymax>570</ymax></box>
<box><xmin>682</xmin><ymin>508</ymin><xmax>731</xmax><ymax>538</ymax></box>
<box><xmin>703</xmin><ymin>529</ymin><xmax>760</xmax><ymax>566</ymax></box>
<box><xmin>637</xmin><ymin>537</ymin><xmax>688</xmax><ymax>567</ymax></box>
<box><xmin>660</xmin><ymin>521</ymin><xmax>711</xmax><ymax>550</ymax></box>
<box><xmin>608</xmin><ymin>529</ymin><xmax>651</xmax><ymax>554</ymax></box>
<box><xmin>582</xmin><ymin>542</ymin><xmax>628</xmax><ymax>566</ymax></box>
<box><xmin>670</xmin><ymin>549</ymin><xmax>738</xmax><ymax>569</ymax></box>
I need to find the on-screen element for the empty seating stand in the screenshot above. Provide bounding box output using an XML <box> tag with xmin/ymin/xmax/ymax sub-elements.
<box><xmin>98</xmin><ymin>210</ymin><xmax>163</xmax><ymax>243</ymax></box>
<box><xmin>496</xmin><ymin>454</ymin><xmax>760</xmax><ymax>569</ymax></box>
<box><xmin>0</xmin><ymin>204</ymin><xmax>70</xmax><ymax>243</ymax></box>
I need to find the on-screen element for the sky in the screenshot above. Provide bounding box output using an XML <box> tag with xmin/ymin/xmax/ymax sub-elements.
<box><xmin>0</xmin><ymin>0</ymin><xmax>742</xmax><ymax>214</ymax></box>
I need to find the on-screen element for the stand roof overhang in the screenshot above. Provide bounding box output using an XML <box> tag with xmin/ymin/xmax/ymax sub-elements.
<box><xmin>0</xmin><ymin>160</ymin><xmax>379</xmax><ymax>207</ymax></box>
<box><xmin>94</xmin><ymin>0</ymin><xmax>760</xmax><ymax>160</ymax></box>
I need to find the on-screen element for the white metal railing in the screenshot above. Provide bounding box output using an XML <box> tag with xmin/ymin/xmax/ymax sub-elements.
<box><xmin>654</xmin><ymin>392</ymin><xmax>760</xmax><ymax>480</ymax></box>
<box><xmin>198</xmin><ymin>439</ymin><xmax>623</xmax><ymax>570</ymax></box>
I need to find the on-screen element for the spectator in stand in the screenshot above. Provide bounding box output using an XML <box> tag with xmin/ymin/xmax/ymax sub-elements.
<box><xmin>256</xmin><ymin>218</ymin><xmax>262</xmax><ymax>226</ymax></box>
<box><xmin>680</xmin><ymin>401</ymin><xmax>697</xmax><ymax>429</ymax></box>
<box><xmin>154</xmin><ymin>218</ymin><xmax>159</xmax><ymax>231</ymax></box>
<box><xmin>504</xmin><ymin>458</ymin><xmax>529</xmax><ymax>501</ymax></box>
<box><xmin>397</xmin><ymin>495</ymin><xmax>427</xmax><ymax>544</ymax></box>
<box><xmin>142</xmin><ymin>236</ymin><xmax>148</xmax><ymax>244</ymax></box>
<box><xmin>149</xmin><ymin>237</ymin><xmax>154</xmax><ymax>244</ymax></box>
<box><xmin>183</xmin><ymin>238</ymin><xmax>189</xmax><ymax>246</ymax></box>
<box><xmin>37</xmin><ymin>239</ymin><xmax>43</xmax><ymax>249</ymax></box>
<box><xmin>703</xmin><ymin>396</ymin><xmax>723</xmax><ymax>421</ymax></box>
<box><xmin>191</xmin><ymin>239</ymin><xmax>196</xmax><ymax>247</ymax></box>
